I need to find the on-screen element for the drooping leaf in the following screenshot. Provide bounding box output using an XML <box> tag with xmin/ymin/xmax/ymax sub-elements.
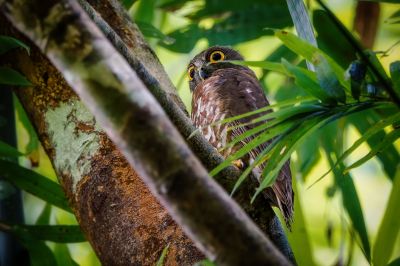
<box><xmin>134</xmin><ymin>0</ymin><xmax>156</xmax><ymax>23</ymax></box>
<box><xmin>373</xmin><ymin>166</ymin><xmax>400</xmax><ymax>266</ymax></box>
<box><xmin>35</xmin><ymin>204</ymin><xmax>52</xmax><ymax>225</ymax></box>
<box><xmin>282</xmin><ymin>59</ymin><xmax>333</xmax><ymax>102</ymax></box>
<box><xmin>137</xmin><ymin>21</ymin><xmax>175</xmax><ymax>44</ymax></box>
<box><xmin>13</xmin><ymin>224</ymin><xmax>85</xmax><ymax>243</ymax></box>
<box><xmin>390</xmin><ymin>61</ymin><xmax>400</xmax><ymax>95</ymax></box>
<box><xmin>156</xmin><ymin>244</ymin><xmax>170</xmax><ymax>266</ymax></box>
<box><xmin>344</xmin><ymin>129</ymin><xmax>400</xmax><ymax>173</ymax></box>
<box><xmin>287</xmin><ymin>170</ymin><xmax>316</xmax><ymax>266</ymax></box>
<box><xmin>349</xmin><ymin>110</ymin><xmax>400</xmax><ymax>180</ymax></box>
<box><xmin>229</xmin><ymin>60</ymin><xmax>287</xmax><ymax>75</ymax></box>
<box><xmin>0</xmin><ymin>160</ymin><xmax>72</xmax><ymax>212</ymax></box>
<box><xmin>0</xmin><ymin>67</ymin><xmax>32</xmax><ymax>86</ymax></box>
<box><xmin>54</xmin><ymin>244</ymin><xmax>79</xmax><ymax>266</ymax></box>
<box><xmin>386</xmin><ymin>9</ymin><xmax>400</xmax><ymax>24</ymax></box>
<box><xmin>0</xmin><ymin>35</ymin><xmax>30</xmax><ymax>55</ymax></box>
<box><xmin>313</xmin><ymin>10</ymin><xmax>357</xmax><ymax>68</ymax></box>
<box><xmin>0</xmin><ymin>139</ymin><xmax>24</xmax><ymax>157</ymax></box>
<box><xmin>321</xmin><ymin>124</ymin><xmax>371</xmax><ymax>262</ymax></box>
<box><xmin>14</xmin><ymin>96</ymin><xmax>39</xmax><ymax>155</ymax></box>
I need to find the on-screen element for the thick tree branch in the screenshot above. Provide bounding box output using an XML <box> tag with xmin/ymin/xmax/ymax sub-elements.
<box><xmin>0</xmin><ymin>16</ymin><xmax>203</xmax><ymax>265</ymax></box>
<box><xmin>0</xmin><ymin>0</ymin><xmax>291</xmax><ymax>265</ymax></box>
<box><xmin>78</xmin><ymin>0</ymin><xmax>294</xmax><ymax>261</ymax></box>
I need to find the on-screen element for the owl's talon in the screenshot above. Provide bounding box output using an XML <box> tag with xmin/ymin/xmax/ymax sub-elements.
<box><xmin>232</xmin><ymin>159</ymin><xmax>244</xmax><ymax>169</ymax></box>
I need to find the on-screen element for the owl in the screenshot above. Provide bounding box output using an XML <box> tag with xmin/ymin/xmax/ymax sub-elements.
<box><xmin>188</xmin><ymin>46</ymin><xmax>294</xmax><ymax>227</ymax></box>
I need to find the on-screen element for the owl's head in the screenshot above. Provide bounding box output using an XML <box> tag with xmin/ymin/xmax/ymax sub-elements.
<box><xmin>187</xmin><ymin>46</ymin><xmax>247</xmax><ymax>92</ymax></box>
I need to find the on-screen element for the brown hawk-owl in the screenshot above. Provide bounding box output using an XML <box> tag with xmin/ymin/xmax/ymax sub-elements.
<box><xmin>188</xmin><ymin>46</ymin><xmax>294</xmax><ymax>227</ymax></box>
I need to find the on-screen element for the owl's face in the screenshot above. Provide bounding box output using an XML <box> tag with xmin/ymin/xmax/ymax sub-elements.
<box><xmin>187</xmin><ymin>46</ymin><xmax>245</xmax><ymax>92</ymax></box>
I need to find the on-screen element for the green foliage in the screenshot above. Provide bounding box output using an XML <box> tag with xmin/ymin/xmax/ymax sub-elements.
<box><xmin>373</xmin><ymin>167</ymin><xmax>400</xmax><ymax>266</ymax></box>
<box><xmin>156</xmin><ymin>244</ymin><xmax>170</xmax><ymax>266</ymax></box>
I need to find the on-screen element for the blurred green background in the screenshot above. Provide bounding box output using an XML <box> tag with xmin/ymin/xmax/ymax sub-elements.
<box><xmin>13</xmin><ymin>0</ymin><xmax>400</xmax><ymax>265</ymax></box>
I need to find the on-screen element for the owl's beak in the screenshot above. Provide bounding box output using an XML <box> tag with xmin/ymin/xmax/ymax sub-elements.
<box><xmin>198</xmin><ymin>67</ymin><xmax>210</xmax><ymax>80</ymax></box>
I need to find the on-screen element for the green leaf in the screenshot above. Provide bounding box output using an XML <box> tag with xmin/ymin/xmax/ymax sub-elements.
<box><xmin>287</xmin><ymin>171</ymin><xmax>316</xmax><ymax>266</ymax></box>
<box><xmin>0</xmin><ymin>35</ymin><xmax>30</xmax><ymax>55</ymax></box>
<box><xmin>54</xmin><ymin>244</ymin><xmax>79</xmax><ymax>266</ymax></box>
<box><xmin>322</xmin><ymin>125</ymin><xmax>371</xmax><ymax>261</ymax></box>
<box><xmin>275</xmin><ymin>29</ymin><xmax>350</xmax><ymax>94</ymax></box>
<box><xmin>365</xmin><ymin>0</ymin><xmax>400</xmax><ymax>2</ymax></box>
<box><xmin>229</xmin><ymin>60</ymin><xmax>287</xmax><ymax>75</ymax></box>
<box><xmin>156</xmin><ymin>244</ymin><xmax>169</xmax><ymax>266</ymax></box>
<box><xmin>388</xmin><ymin>257</ymin><xmax>400</xmax><ymax>266</ymax></box>
<box><xmin>35</xmin><ymin>204</ymin><xmax>52</xmax><ymax>225</ymax></box>
<box><xmin>0</xmin><ymin>66</ymin><xmax>32</xmax><ymax>86</ymax></box>
<box><xmin>386</xmin><ymin>8</ymin><xmax>400</xmax><ymax>24</ymax></box>
<box><xmin>345</xmin><ymin>129</ymin><xmax>400</xmax><ymax>172</ymax></box>
<box><xmin>296</xmin><ymin>130</ymin><xmax>321</xmax><ymax>180</ymax></box>
<box><xmin>0</xmin><ymin>140</ymin><xmax>24</xmax><ymax>157</ymax></box>
<box><xmin>390</xmin><ymin>61</ymin><xmax>400</xmax><ymax>94</ymax></box>
<box><xmin>193</xmin><ymin>259</ymin><xmax>217</xmax><ymax>266</ymax></box>
<box><xmin>313</xmin><ymin>10</ymin><xmax>357</xmax><ymax>68</ymax></box>
<box><xmin>14</xmin><ymin>96</ymin><xmax>39</xmax><ymax>154</ymax></box>
<box><xmin>13</xmin><ymin>224</ymin><xmax>85</xmax><ymax>243</ymax></box>
<box><xmin>0</xmin><ymin>160</ymin><xmax>72</xmax><ymax>212</ymax></box>
<box><xmin>282</xmin><ymin>59</ymin><xmax>333</xmax><ymax>103</ymax></box>
<box><xmin>373</xmin><ymin>166</ymin><xmax>400</xmax><ymax>266</ymax></box>
<box><xmin>134</xmin><ymin>0</ymin><xmax>156</xmax><ymax>23</ymax></box>
<box><xmin>349</xmin><ymin>110</ymin><xmax>400</xmax><ymax>180</ymax></box>
<box><xmin>137</xmin><ymin>22</ymin><xmax>175</xmax><ymax>45</ymax></box>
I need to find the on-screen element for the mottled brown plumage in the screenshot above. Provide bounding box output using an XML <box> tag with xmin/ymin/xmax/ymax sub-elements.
<box><xmin>188</xmin><ymin>46</ymin><xmax>294</xmax><ymax>228</ymax></box>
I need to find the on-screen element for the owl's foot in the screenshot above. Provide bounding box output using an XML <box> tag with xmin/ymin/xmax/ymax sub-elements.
<box><xmin>232</xmin><ymin>159</ymin><xmax>244</xmax><ymax>169</ymax></box>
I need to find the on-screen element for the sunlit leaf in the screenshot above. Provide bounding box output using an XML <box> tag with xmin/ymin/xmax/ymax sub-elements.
<box><xmin>373</xmin><ymin>166</ymin><xmax>400</xmax><ymax>266</ymax></box>
<box><xmin>134</xmin><ymin>0</ymin><xmax>156</xmax><ymax>23</ymax></box>
<box><xmin>388</xmin><ymin>257</ymin><xmax>400</xmax><ymax>266</ymax></box>
<box><xmin>0</xmin><ymin>35</ymin><xmax>30</xmax><ymax>55</ymax></box>
<box><xmin>0</xmin><ymin>67</ymin><xmax>32</xmax><ymax>86</ymax></box>
<box><xmin>35</xmin><ymin>204</ymin><xmax>52</xmax><ymax>225</ymax></box>
<box><xmin>386</xmin><ymin>9</ymin><xmax>400</xmax><ymax>24</ymax></box>
<box><xmin>0</xmin><ymin>160</ymin><xmax>72</xmax><ymax>212</ymax></box>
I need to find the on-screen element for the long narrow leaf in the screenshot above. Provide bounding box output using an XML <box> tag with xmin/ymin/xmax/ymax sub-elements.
<box><xmin>345</xmin><ymin>129</ymin><xmax>400</xmax><ymax>172</ymax></box>
<box><xmin>14</xmin><ymin>224</ymin><xmax>85</xmax><ymax>243</ymax></box>
<box><xmin>0</xmin><ymin>160</ymin><xmax>72</xmax><ymax>212</ymax></box>
<box><xmin>0</xmin><ymin>35</ymin><xmax>30</xmax><ymax>55</ymax></box>
<box><xmin>373</xmin><ymin>166</ymin><xmax>400</xmax><ymax>266</ymax></box>
<box><xmin>0</xmin><ymin>140</ymin><xmax>24</xmax><ymax>157</ymax></box>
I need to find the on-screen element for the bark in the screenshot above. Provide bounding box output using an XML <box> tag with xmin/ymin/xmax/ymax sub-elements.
<box><xmin>0</xmin><ymin>0</ymin><xmax>291</xmax><ymax>265</ymax></box>
<box><xmin>0</xmin><ymin>17</ymin><xmax>202</xmax><ymax>266</ymax></box>
<box><xmin>78</xmin><ymin>0</ymin><xmax>294</xmax><ymax>261</ymax></box>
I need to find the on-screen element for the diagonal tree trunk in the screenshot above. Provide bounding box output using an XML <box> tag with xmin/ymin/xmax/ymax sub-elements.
<box><xmin>0</xmin><ymin>0</ymin><xmax>294</xmax><ymax>264</ymax></box>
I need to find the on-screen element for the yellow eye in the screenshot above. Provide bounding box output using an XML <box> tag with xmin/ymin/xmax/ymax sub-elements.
<box><xmin>209</xmin><ymin>50</ymin><xmax>225</xmax><ymax>63</ymax></box>
<box><xmin>188</xmin><ymin>66</ymin><xmax>195</xmax><ymax>81</ymax></box>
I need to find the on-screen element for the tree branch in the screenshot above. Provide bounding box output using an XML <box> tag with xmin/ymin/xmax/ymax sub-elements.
<box><xmin>0</xmin><ymin>0</ymin><xmax>291</xmax><ymax>265</ymax></box>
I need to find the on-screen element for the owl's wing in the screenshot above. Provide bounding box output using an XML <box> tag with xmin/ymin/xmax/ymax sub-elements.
<box><xmin>211</xmin><ymin>68</ymin><xmax>294</xmax><ymax>228</ymax></box>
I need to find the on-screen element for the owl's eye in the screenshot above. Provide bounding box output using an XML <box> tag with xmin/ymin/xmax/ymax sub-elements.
<box><xmin>188</xmin><ymin>66</ymin><xmax>195</xmax><ymax>81</ymax></box>
<box><xmin>209</xmin><ymin>50</ymin><xmax>225</xmax><ymax>63</ymax></box>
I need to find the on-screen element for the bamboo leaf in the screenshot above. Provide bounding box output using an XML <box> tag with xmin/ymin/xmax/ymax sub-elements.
<box><xmin>0</xmin><ymin>140</ymin><xmax>24</xmax><ymax>157</ymax></box>
<box><xmin>275</xmin><ymin>29</ymin><xmax>350</xmax><ymax>93</ymax></box>
<box><xmin>136</xmin><ymin>22</ymin><xmax>175</xmax><ymax>45</ymax></box>
<box><xmin>14</xmin><ymin>96</ymin><xmax>39</xmax><ymax>154</ymax></box>
<box><xmin>156</xmin><ymin>244</ymin><xmax>170</xmax><ymax>266</ymax></box>
<box><xmin>373</xmin><ymin>166</ymin><xmax>400</xmax><ymax>266</ymax></box>
<box><xmin>0</xmin><ymin>66</ymin><xmax>32</xmax><ymax>86</ymax></box>
<box><xmin>282</xmin><ymin>59</ymin><xmax>333</xmax><ymax>103</ymax></box>
<box><xmin>229</xmin><ymin>60</ymin><xmax>288</xmax><ymax>75</ymax></box>
<box><xmin>0</xmin><ymin>160</ymin><xmax>72</xmax><ymax>212</ymax></box>
<box><xmin>388</xmin><ymin>257</ymin><xmax>400</xmax><ymax>266</ymax></box>
<box><xmin>345</xmin><ymin>129</ymin><xmax>400</xmax><ymax>172</ymax></box>
<box><xmin>322</xmin><ymin>126</ymin><xmax>371</xmax><ymax>261</ymax></box>
<box><xmin>35</xmin><ymin>204</ymin><xmax>52</xmax><ymax>225</ymax></box>
<box><xmin>14</xmin><ymin>224</ymin><xmax>85</xmax><ymax>243</ymax></box>
<box><xmin>54</xmin><ymin>244</ymin><xmax>79</xmax><ymax>266</ymax></box>
<box><xmin>390</xmin><ymin>61</ymin><xmax>400</xmax><ymax>94</ymax></box>
<box><xmin>0</xmin><ymin>35</ymin><xmax>30</xmax><ymax>55</ymax></box>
